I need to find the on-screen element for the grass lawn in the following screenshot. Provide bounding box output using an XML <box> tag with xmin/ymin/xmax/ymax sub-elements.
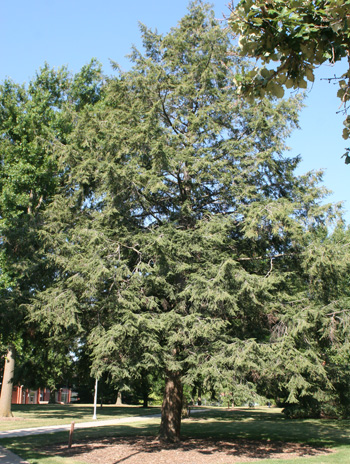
<box><xmin>0</xmin><ymin>403</ymin><xmax>161</xmax><ymax>431</ymax></box>
<box><xmin>0</xmin><ymin>406</ymin><xmax>349</xmax><ymax>463</ymax></box>
<box><xmin>181</xmin><ymin>408</ymin><xmax>350</xmax><ymax>463</ymax></box>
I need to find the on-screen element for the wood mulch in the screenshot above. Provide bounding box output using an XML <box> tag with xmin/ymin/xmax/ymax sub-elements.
<box><xmin>45</xmin><ymin>436</ymin><xmax>333</xmax><ymax>463</ymax></box>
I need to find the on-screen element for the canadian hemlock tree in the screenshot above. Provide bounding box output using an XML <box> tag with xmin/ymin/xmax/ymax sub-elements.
<box><xmin>30</xmin><ymin>2</ymin><xmax>347</xmax><ymax>440</ymax></box>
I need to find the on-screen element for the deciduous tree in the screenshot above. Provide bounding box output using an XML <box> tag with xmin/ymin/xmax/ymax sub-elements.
<box><xmin>0</xmin><ymin>60</ymin><xmax>104</xmax><ymax>416</ymax></box>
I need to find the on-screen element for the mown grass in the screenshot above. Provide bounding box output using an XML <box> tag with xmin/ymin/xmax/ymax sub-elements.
<box><xmin>0</xmin><ymin>403</ymin><xmax>161</xmax><ymax>431</ymax></box>
<box><xmin>0</xmin><ymin>406</ymin><xmax>349</xmax><ymax>463</ymax></box>
<box><xmin>183</xmin><ymin>408</ymin><xmax>350</xmax><ymax>447</ymax></box>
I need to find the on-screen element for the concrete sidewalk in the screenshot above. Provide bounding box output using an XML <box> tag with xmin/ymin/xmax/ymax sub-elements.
<box><xmin>0</xmin><ymin>446</ymin><xmax>29</xmax><ymax>464</ymax></box>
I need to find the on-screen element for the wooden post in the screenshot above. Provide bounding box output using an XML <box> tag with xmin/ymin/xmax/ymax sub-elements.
<box><xmin>68</xmin><ymin>421</ymin><xmax>75</xmax><ymax>448</ymax></box>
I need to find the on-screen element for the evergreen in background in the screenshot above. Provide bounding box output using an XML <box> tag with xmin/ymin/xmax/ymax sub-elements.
<box><xmin>0</xmin><ymin>60</ymin><xmax>104</xmax><ymax>416</ymax></box>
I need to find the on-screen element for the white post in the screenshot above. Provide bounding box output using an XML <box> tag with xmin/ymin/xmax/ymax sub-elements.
<box><xmin>93</xmin><ymin>378</ymin><xmax>98</xmax><ymax>420</ymax></box>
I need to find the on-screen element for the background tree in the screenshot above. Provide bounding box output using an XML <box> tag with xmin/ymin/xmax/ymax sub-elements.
<box><xmin>294</xmin><ymin>224</ymin><xmax>350</xmax><ymax>417</ymax></box>
<box><xmin>245</xmin><ymin>222</ymin><xmax>350</xmax><ymax>418</ymax></box>
<box><xmin>0</xmin><ymin>60</ymin><xmax>104</xmax><ymax>416</ymax></box>
<box><xmin>229</xmin><ymin>0</ymin><xmax>350</xmax><ymax>163</ymax></box>
<box><xmin>31</xmin><ymin>1</ymin><xmax>343</xmax><ymax>442</ymax></box>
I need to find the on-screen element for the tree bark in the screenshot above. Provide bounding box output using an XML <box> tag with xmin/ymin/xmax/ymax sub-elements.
<box><xmin>197</xmin><ymin>386</ymin><xmax>202</xmax><ymax>406</ymax></box>
<box><xmin>48</xmin><ymin>388</ymin><xmax>56</xmax><ymax>403</ymax></box>
<box><xmin>142</xmin><ymin>389</ymin><xmax>149</xmax><ymax>408</ymax></box>
<box><xmin>141</xmin><ymin>373</ymin><xmax>150</xmax><ymax>408</ymax></box>
<box><xmin>0</xmin><ymin>346</ymin><xmax>15</xmax><ymax>417</ymax></box>
<box><xmin>158</xmin><ymin>371</ymin><xmax>183</xmax><ymax>443</ymax></box>
<box><xmin>116</xmin><ymin>391</ymin><xmax>123</xmax><ymax>405</ymax></box>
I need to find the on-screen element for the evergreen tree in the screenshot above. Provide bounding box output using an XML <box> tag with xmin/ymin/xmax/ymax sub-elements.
<box><xmin>31</xmin><ymin>2</ymin><xmax>342</xmax><ymax>440</ymax></box>
<box><xmin>284</xmin><ymin>224</ymin><xmax>350</xmax><ymax>417</ymax></box>
<box><xmin>0</xmin><ymin>60</ymin><xmax>104</xmax><ymax>416</ymax></box>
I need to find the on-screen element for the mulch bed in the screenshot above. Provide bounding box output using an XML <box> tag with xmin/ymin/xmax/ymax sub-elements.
<box><xmin>45</xmin><ymin>436</ymin><xmax>334</xmax><ymax>463</ymax></box>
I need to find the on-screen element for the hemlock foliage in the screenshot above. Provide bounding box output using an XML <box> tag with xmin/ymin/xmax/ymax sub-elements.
<box><xmin>0</xmin><ymin>0</ymin><xmax>345</xmax><ymax>438</ymax></box>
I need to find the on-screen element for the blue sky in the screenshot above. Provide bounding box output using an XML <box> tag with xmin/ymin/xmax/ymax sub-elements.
<box><xmin>1</xmin><ymin>0</ymin><xmax>348</xmax><ymax>224</ymax></box>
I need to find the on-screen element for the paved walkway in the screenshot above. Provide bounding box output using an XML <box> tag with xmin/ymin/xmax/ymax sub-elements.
<box><xmin>0</xmin><ymin>446</ymin><xmax>29</xmax><ymax>464</ymax></box>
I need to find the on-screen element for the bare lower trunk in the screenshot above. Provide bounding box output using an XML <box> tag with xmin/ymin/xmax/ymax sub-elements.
<box><xmin>158</xmin><ymin>371</ymin><xmax>183</xmax><ymax>443</ymax></box>
<box><xmin>49</xmin><ymin>388</ymin><xmax>56</xmax><ymax>403</ymax></box>
<box><xmin>141</xmin><ymin>372</ymin><xmax>150</xmax><ymax>408</ymax></box>
<box><xmin>181</xmin><ymin>395</ymin><xmax>189</xmax><ymax>418</ymax></box>
<box><xmin>0</xmin><ymin>346</ymin><xmax>15</xmax><ymax>417</ymax></box>
<box><xmin>116</xmin><ymin>391</ymin><xmax>122</xmax><ymax>405</ymax></box>
<box><xmin>197</xmin><ymin>387</ymin><xmax>202</xmax><ymax>406</ymax></box>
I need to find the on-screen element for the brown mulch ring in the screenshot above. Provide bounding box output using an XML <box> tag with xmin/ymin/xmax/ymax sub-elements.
<box><xmin>46</xmin><ymin>436</ymin><xmax>334</xmax><ymax>463</ymax></box>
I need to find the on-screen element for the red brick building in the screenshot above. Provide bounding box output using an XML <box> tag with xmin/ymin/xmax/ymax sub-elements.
<box><xmin>11</xmin><ymin>386</ymin><xmax>73</xmax><ymax>404</ymax></box>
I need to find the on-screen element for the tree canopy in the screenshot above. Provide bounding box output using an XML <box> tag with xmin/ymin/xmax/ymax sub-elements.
<box><xmin>0</xmin><ymin>59</ymin><xmax>105</xmax><ymax>416</ymax></box>
<box><xmin>26</xmin><ymin>1</ymin><xmax>350</xmax><ymax>441</ymax></box>
<box><xmin>229</xmin><ymin>0</ymin><xmax>350</xmax><ymax>163</ymax></box>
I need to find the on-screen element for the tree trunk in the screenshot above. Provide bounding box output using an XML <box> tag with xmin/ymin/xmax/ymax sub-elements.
<box><xmin>141</xmin><ymin>373</ymin><xmax>150</xmax><ymax>408</ymax></box>
<box><xmin>142</xmin><ymin>394</ymin><xmax>149</xmax><ymax>408</ymax></box>
<box><xmin>0</xmin><ymin>346</ymin><xmax>15</xmax><ymax>417</ymax></box>
<box><xmin>116</xmin><ymin>391</ymin><xmax>122</xmax><ymax>405</ymax></box>
<box><xmin>181</xmin><ymin>396</ymin><xmax>189</xmax><ymax>418</ymax></box>
<box><xmin>48</xmin><ymin>388</ymin><xmax>56</xmax><ymax>403</ymax></box>
<box><xmin>158</xmin><ymin>371</ymin><xmax>183</xmax><ymax>443</ymax></box>
<box><xmin>197</xmin><ymin>386</ymin><xmax>202</xmax><ymax>406</ymax></box>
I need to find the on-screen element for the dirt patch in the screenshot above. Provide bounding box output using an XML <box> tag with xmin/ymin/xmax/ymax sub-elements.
<box><xmin>46</xmin><ymin>436</ymin><xmax>333</xmax><ymax>463</ymax></box>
